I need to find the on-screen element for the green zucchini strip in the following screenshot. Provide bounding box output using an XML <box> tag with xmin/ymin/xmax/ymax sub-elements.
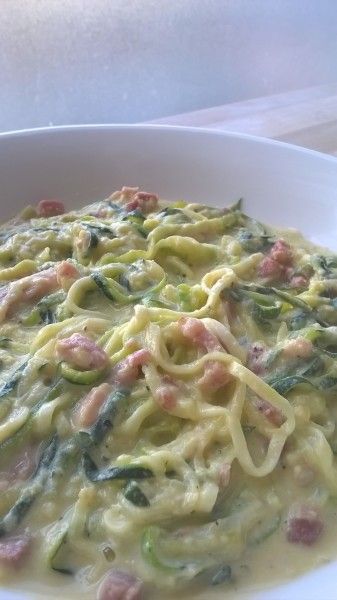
<box><xmin>124</xmin><ymin>481</ymin><xmax>150</xmax><ymax>507</ymax></box>
<box><xmin>82</xmin><ymin>452</ymin><xmax>153</xmax><ymax>482</ymax></box>
<box><xmin>0</xmin><ymin>359</ymin><xmax>28</xmax><ymax>401</ymax></box>
<box><xmin>0</xmin><ymin>379</ymin><xmax>63</xmax><ymax>459</ymax></box>
<box><xmin>0</xmin><ymin>436</ymin><xmax>59</xmax><ymax>537</ymax></box>
<box><xmin>76</xmin><ymin>388</ymin><xmax>129</xmax><ymax>448</ymax></box>
<box><xmin>60</xmin><ymin>363</ymin><xmax>106</xmax><ymax>385</ymax></box>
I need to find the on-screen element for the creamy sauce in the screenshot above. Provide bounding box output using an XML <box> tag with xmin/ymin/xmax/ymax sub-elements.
<box><xmin>0</xmin><ymin>190</ymin><xmax>336</xmax><ymax>599</ymax></box>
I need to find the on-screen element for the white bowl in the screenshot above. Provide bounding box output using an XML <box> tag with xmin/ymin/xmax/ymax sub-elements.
<box><xmin>0</xmin><ymin>124</ymin><xmax>337</xmax><ymax>249</ymax></box>
<box><xmin>0</xmin><ymin>124</ymin><xmax>337</xmax><ymax>600</ymax></box>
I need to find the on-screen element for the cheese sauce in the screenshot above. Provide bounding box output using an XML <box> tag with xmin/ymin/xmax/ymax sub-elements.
<box><xmin>0</xmin><ymin>188</ymin><xmax>337</xmax><ymax>599</ymax></box>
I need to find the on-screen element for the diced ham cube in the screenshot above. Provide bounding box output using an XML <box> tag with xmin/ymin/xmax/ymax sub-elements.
<box><xmin>73</xmin><ymin>383</ymin><xmax>112</xmax><ymax>428</ymax></box>
<box><xmin>269</xmin><ymin>239</ymin><xmax>293</xmax><ymax>266</ymax></box>
<box><xmin>290</xmin><ymin>275</ymin><xmax>308</xmax><ymax>289</ymax></box>
<box><xmin>0</xmin><ymin>535</ymin><xmax>31</xmax><ymax>568</ymax></box>
<box><xmin>247</xmin><ymin>342</ymin><xmax>267</xmax><ymax>375</ymax></box>
<box><xmin>0</xmin><ymin>269</ymin><xmax>59</xmax><ymax>321</ymax></box>
<box><xmin>179</xmin><ymin>318</ymin><xmax>229</xmax><ymax>393</ymax></box>
<box><xmin>259</xmin><ymin>239</ymin><xmax>293</xmax><ymax>281</ymax></box>
<box><xmin>283</xmin><ymin>338</ymin><xmax>313</xmax><ymax>359</ymax></box>
<box><xmin>19</xmin><ymin>269</ymin><xmax>58</xmax><ymax>302</ymax></box>
<box><xmin>0</xmin><ymin>446</ymin><xmax>37</xmax><ymax>490</ymax></box>
<box><xmin>198</xmin><ymin>360</ymin><xmax>232</xmax><ymax>393</ymax></box>
<box><xmin>254</xmin><ymin>397</ymin><xmax>284</xmax><ymax>427</ymax></box>
<box><xmin>154</xmin><ymin>376</ymin><xmax>178</xmax><ymax>411</ymax></box>
<box><xmin>179</xmin><ymin>317</ymin><xmax>222</xmax><ymax>352</ymax></box>
<box><xmin>286</xmin><ymin>505</ymin><xmax>323</xmax><ymax>545</ymax></box>
<box><xmin>56</xmin><ymin>261</ymin><xmax>80</xmax><ymax>291</ymax></box>
<box><xmin>97</xmin><ymin>569</ymin><xmax>143</xmax><ymax>600</ymax></box>
<box><xmin>258</xmin><ymin>256</ymin><xmax>285</xmax><ymax>281</ymax></box>
<box><xmin>36</xmin><ymin>199</ymin><xmax>65</xmax><ymax>218</ymax></box>
<box><xmin>112</xmin><ymin>349</ymin><xmax>151</xmax><ymax>386</ymax></box>
<box><xmin>125</xmin><ymin>191</ymin><xmax>158</xmax><ymax>214</ymax></box>
<box><xmin>56</xmin><ymin>333</ymin><xmax>109</xmax><ymax>370</ymax></box>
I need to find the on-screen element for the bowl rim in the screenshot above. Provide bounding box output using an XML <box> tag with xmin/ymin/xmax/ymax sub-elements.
<box><xmin>0</xmin><ymin>122</ymin><xmax>336</xmax><ymax>166</ymax></box>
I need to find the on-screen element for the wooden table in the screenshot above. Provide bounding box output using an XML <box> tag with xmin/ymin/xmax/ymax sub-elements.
<box><xmin>150</xmin><ymin>83</ymin><xmax>337</xmax><ymax>157</ymax></box>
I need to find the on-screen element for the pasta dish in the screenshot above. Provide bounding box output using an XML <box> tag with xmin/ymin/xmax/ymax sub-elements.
<box><xmin>0</xmin><ymin>187</ymin><xmax>336</xmax><ymax>599</ymax></box>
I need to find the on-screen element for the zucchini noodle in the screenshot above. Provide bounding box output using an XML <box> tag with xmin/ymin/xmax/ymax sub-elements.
<box><xmin>0</xmin><ymin>188</ymin><xmax>337</xmax><ymax>599</ymax></box>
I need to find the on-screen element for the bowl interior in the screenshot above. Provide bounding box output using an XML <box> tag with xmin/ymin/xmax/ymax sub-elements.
<box><xmin>0</xmin><ymin>125</ymin><xmax>336</xmax><ymax>250</ymax></box>
<box><xmin>0</xmin><ymin>125</ymin><xmax>337</xmax><ymax>600</ymax></box>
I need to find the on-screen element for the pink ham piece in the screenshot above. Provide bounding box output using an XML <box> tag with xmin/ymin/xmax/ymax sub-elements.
<box><xmin>18</xmin><ymin>269</ymin><xmax>58</xmax><ymax>302</ymax></box>
<box><xmin>36</xmin><ymin>199</ymin><xmax>65</xmax><ymax>217</ymax></box>
<box><xmin>0</xmin><ymin>446</ymin><xmax>37</xmax><ymax>491</ymax></box>
<box><xmin>290</xmin><ymin>275</ymin><xmax>308</xmax><ymax>289</ymax></box>
<box><xmin>254</xmin><ymin>397</ymin><xmax>284</xmax><ymax>427</ymax></box>
<box><xmin>154</xmin><ymin>375</ymin><xmax>178</xmax><ymax>411</ymax></box>
<box><xmin>269</xmin><ymin>239</ymin><xmax>293</xmax><ymax>266</ymax></box>
<box><xmin>125</xmin><ymin>191</ymin><xmax>159</xmax><ymax>214</ymax></box>
<box><xmin>247</xmin><ymin>342</ymin><xmax>267</xmax><ymax>375</ymax></box>
<box><xmin>198</xmin><ymin>360</ymin><xmax>232</xmax><ymax>393</ymax></box>
<box><xmin>55</xmin><ymin>333</ymin><xmax>109</xmax><ymax>371</ymax></box>
<box><xmin>259</xmin><ymin>239</ymin><xmax>293</xmax><ymax>281</ymax></box>
<box><xmin>283</xmin><ymin>337</ymin><xmax>313</xmax><ymax>359</ymax></box>
<box><xmin>112</xmin><ymin>349</ymin><xmax>151</xmax><ymax>386</ymax></box>
<box><xmin>258</xmin><ymin>256</ymin><xmax>285</xmax><ymax>281</ymax></box>
<box><xmin>286</xmin><ymin>505</ymin><xmax>323</xmax><ymax>545</ymax></box>
<box><xmin>97</xmin><ymin>569</ymin><xmax>143</xmax><ymax>600</ymax></box>
<box><xmin>0</xmin><ymin>268</ymin><xmax>59</xmax><ymax>321</ymax></box>
<box><xmin>73</xmin><ymin>383</ymin><xmax>112</xmax><ymax>428</ymax></box>
<box><xmin>20</xmin><ymin>269</ymin><xmax>58</xmax><ymax>302</ymax></box>
<box><xmin>0</xmin><ymin>535</ymin><xmax>31</xmax><ymax>568</ymax></box>
<box><xmin>179</xmin><ymin>317</ymin><xmax>222</xmax><ymax>352</ymax></box>
<box><xmin>56</xmin><ymin>261</ymin><xmax>80</xmax><ymax>291</ymax></box>
<box><xmin>179</xmin><ymin>318</ymin><xmax>231</xmax><ymax>392</ymax></box>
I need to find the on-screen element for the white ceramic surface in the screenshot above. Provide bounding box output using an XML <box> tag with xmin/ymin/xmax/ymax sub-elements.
<box><xmin>0</xmin><ymin>124</ymin><xmax>337</xmax><ymax>600</ymax></box>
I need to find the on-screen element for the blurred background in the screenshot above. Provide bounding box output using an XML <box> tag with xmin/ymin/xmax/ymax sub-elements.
<box><xmin>1</xmin><ymin>0</ymin><xmax>337</xmax><ymax>132</ymax></box>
